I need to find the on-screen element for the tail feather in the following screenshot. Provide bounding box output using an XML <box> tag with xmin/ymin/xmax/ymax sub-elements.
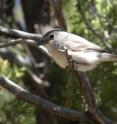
<box><xmin>99</xmin><ymin>53</ymin><xmax>117</xmax><ymax>62</ymax></box>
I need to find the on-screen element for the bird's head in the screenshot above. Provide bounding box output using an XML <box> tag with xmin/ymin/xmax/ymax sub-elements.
<box><xmin>38</xmin><ymin>29</ymin><xmax>68</xmax><ymax>45</ymax></box>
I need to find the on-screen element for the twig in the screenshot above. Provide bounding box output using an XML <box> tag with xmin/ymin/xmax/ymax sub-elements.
<box><xmin>0</xmin><ymin>26</ymin><xmax>42</xmax><ymax>44</ymax></box>
<box><xmin>87</xmin><ymin>0</ymin><xmax>106</xmax><ymax>19</ymax></box>
<box><xmin>0</xmin><ymin>48</ymin><xmax>33</xmax><ymax>67</ymax></box>
<box><xmin>0</xmin><ymin>26</ymin><xmax>52</xmax><ymax>57</ymax></box>
<box><xmin>0</xmin><ymin>76</ymin><xmax>90</xmax><ymax>122</ymax></box>
<box><xmin>75</xmin><ymin>71</ymin><xmax>114</xmax><ymax>124</ymax></box>
<box><xmin>0</xmin><ymin>48</ymin><xmax>47</xmax><ymax>96</ymax></box>
<box><xmin>0</xmin><ymin>39</ymin><xmax>36</xmax><ymax>48</ymax></box>
<box><xmin>50</xmin><ymin>0</ymin><xmax>67</xmax><ymax>30</ymax></box>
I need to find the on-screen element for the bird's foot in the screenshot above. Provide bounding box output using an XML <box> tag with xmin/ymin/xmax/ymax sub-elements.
<box><xmin>66</xmin><ymin>60</ymin><xmax>77</xmax><ymax>72</ymax></box>
<box><xmin>65</xmin><ymin>49</ymin><xmax>77</xmax><ymax>72</ymax></box>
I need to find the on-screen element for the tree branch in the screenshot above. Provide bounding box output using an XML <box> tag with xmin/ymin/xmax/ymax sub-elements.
<box><xmin>50</xmin><ymin>0</ymin><xmax>67</xmax><ymax>30</ymax></box>
<box><xmin>0</xmin><ymin>26</ymin><xmax>42</xmax><ymax>42</ymax></box>
<box><xmin>0</xmin><ymin>26</ymin><xmax>42</xmax><ymax>49</ymax></box>
<box><xmin>0</xmin><ymin>48</ymin><xmax>33</xmax><ymax>67</ymax></box>
<box><xmin>0</xmin><ymin>26</ymin><xmax>52</xmax><ymax>58</ymax></box>
<box><xmin>75</xmin><ymin>71</ymin><xmax>115</xmax><ymax>124</ymax></box>
<box><xmin>0</xmin><ymin>38</ymin><xmax>37</xmax><ymax>48</ymax></box>
<box><xmin>0</xmin><ymin>76</ymin><xmax>90</xmax><ymax>122</ymax></box>
<box><xmin>0</xmin><ymin>48</ymin><xmax>48</xmax><ymax>94</ymax></box>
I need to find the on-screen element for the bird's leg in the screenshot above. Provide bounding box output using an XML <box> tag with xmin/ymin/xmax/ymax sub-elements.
<box><xmin>65</xmin><ymin>49</ymin><xmax>77</xmax><ymax>72</ymax></box>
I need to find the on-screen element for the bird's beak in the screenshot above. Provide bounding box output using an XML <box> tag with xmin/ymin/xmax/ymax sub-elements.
<box><xmin>37</xmin><ymin>37</ymin><xmax>45</xmax><ymax>46</ymax></box>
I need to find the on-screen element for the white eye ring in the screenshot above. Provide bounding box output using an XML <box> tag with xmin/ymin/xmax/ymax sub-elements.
<box><xmin>49</xmin><ymin>34</ymin><xmax>54</xmax><ymax>39</ymax></box>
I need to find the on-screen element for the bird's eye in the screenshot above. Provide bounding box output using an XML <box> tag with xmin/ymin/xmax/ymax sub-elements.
<box><xmin>49</xmin><ymin>34</ymin><xmax>54</xmax><ymax>40</ymax></box>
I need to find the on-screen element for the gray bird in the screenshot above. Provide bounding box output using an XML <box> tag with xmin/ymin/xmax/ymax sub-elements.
<box><xmin>38</xmin><ymin>29</ymin><xmax>117</xmax><ymax>72</ymax></box>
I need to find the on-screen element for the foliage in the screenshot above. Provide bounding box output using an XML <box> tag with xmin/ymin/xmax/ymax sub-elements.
<box><xmin>0</xmin><ymin>58</ymin><xmax>35</xmax><ymax>124</ymax></box>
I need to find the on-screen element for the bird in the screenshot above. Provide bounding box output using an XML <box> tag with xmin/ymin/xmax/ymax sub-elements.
<box><xmin>37</xmin><ymin>29</ymin><xmax>117</xmax><ymax>72</ymax></box>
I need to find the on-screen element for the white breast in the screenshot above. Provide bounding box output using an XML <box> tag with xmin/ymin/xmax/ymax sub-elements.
<box><xmin>43</xmin><ymin>44</ymin><xmax>99</xmax><ymax>72</ymax></box>
<box><xmin>44</xmin><ymin>44</ymin><xmax>67</xmax><ymax>68</ymax></box>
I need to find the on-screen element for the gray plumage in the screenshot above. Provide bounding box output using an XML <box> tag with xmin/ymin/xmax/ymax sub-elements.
<box><xmin>38</xmin><ymin>29</ymin><xmax>117</xmax><ymax>72</ymax></box>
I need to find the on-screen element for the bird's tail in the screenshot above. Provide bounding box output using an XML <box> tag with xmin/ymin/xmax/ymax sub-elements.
<box><xmin>100</xmin><ymin>53</ymin><xmax>117</xmax><ymax>62</ymax></box>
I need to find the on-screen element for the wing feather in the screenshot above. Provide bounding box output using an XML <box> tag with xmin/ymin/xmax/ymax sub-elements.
<box><xmin>57</xmin><ymin>33</ymin><xmax>106</xmax><ymax>53</ymax></box>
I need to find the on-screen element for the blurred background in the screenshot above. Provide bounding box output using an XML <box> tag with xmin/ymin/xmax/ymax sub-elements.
<box><xmin>0</xmin><ymin>0</ymin><xmax>117</xmax><ymax>124</ymax></box>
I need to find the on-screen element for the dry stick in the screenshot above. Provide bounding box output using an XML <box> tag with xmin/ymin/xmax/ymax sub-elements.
<box><xmin>0</xmin><ymin>26</ymin><xmax>53</xmax><ymax>58</ymax></box>
<box><xmin>0</xmin><ymin>26</ymin><xmax>50</xmax><ymax>57</ymax></box>
<box><xmin>75</xmin><ymin>71</ymin><xmax>113</xmax><ymax>124</ymax></box>
<box><xmin>50</xmin><ymin>0</ymin><xmax>67</xmax><ymax>30</ymax></box>
<box><xmin>0</xmin><ymin>76</ymin><xmax>90</xmax><ymax>122</ymax></box>
<box><xmin>0</xmin><ymin>26</ymin><xmax>42</xmax><ymax>44</ymax></box>
<box><xmin>50</xmin><ymin>0</ymin><xmax>116</xmax><ymax>124</ymax></box>
<box><xmin>0</xmin><ymin>39</ymin><xmax>37</xmax><ymax>48</ymax></box>
<box><xmin>0</xmin><ymin>48</ymin><xmax>33</xmax><ymax>67</ymax></box>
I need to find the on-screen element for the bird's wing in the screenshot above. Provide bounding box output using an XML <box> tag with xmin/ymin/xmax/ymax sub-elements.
<box><xmin>58</xmin><ymin>33</ymin><xmax>106</xmax><ymax>53</ymax></box>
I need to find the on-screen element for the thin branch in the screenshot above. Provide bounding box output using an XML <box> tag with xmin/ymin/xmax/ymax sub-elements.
<box><xmin>26</xmin><ymin>69</ymin><xmax>48</xmax><ymax>98</ymax></box>
<box><xmin>0</xmin><ymin>26</ymin><xmax>42</xmax><ymax>41</ymax></box>
<box><xmin>0</xmin><ymin>26</ymin><xmax>52</xmax><ymax>58</ymax></box>
<box><xmin>0</xmin><ymin>48</ymin><xmax>33</xmax><ymax>67</ymax></box>
<box><xmin>75</xmin><ymin>71</ymin><xmax>115</xmax><ymax>124</ymax></box>
<box><xmin>0</xmin><ymin>39</ymin><xmax>36</xmax><ymax>48</ymax></box>
<box><xmin>0</xmin><ymin>76</ymin><xmax>90</xmax><ymax>122</ymax></box>
<box><xmin>87</xmin><ymin>0</ymin><xmax>106</xmax><ymax>19</ymax></box>
<box><xmin>0</xmin><ymin>48</ymin><xmax>47</xmax><ymax>94</ymax></box>
<box><xmin>50</xmin><ymin>0</ymin><xmax>67</xmax><ymax>30</ymax></box>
